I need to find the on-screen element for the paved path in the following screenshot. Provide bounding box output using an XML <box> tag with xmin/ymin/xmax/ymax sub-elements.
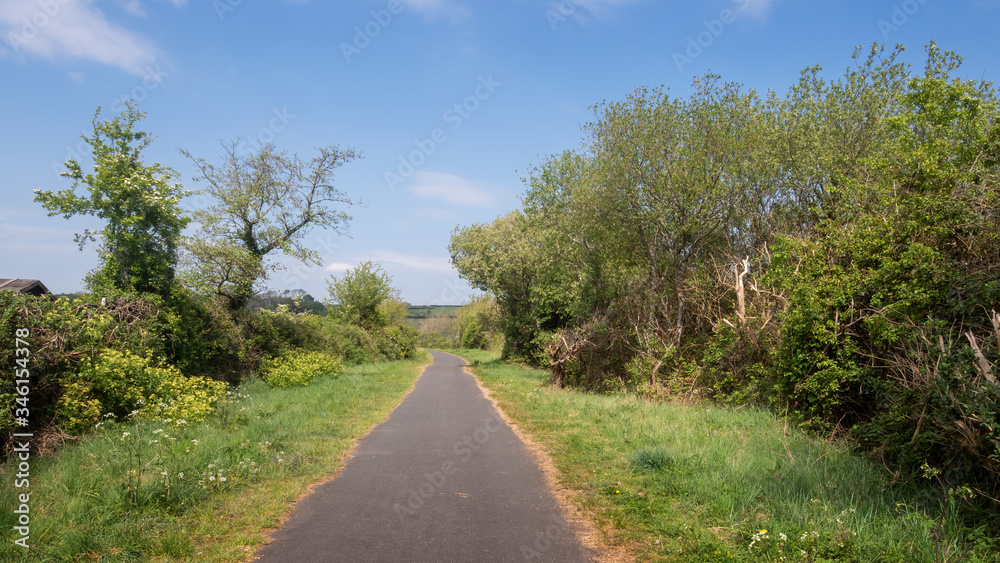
<box><xmin>252</xmin><ymin>351</ymin><xmax>592</xmax><ymax>563</ymax></box>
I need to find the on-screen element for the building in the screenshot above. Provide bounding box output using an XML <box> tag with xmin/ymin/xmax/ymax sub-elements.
<box><xmin>0</xmin><ymin>279</ymin><xmax>52</xmax><ymax>296</ymax></box>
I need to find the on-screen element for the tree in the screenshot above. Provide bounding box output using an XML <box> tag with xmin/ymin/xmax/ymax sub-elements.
<box><xmin>325</xmin><ymin>261</ymin><xmax>400</xmax><ymax>330</ymax></box>
<box><xmin>34</xmin><ymin>102</ymin><xmax>189</xmax><ymax>297</ymax></box>
<box><xmin>180</xmin><ymin>142</ymin><xmax>360</xmax><ymax>309</ymax></box>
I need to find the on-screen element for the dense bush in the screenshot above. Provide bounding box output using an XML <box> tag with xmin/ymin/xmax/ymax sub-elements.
<box><xmin>456</xmin><ymin>295</ymin><xmax>501</xmax><ymax>350</ymax></box>
<box><xmin>450</xmin><ymin>43</ymin><xmax>1000</xmax><ymax>503</ymax></box>
<box><xmin>55</xmin><ymin>349</ymin><xmax>227</xmax><ymax>433</ymax></box>
<box><xmin>261</xmin><ymin>349</ymin><xmax>343</xmax><ymax>389</ymax></box>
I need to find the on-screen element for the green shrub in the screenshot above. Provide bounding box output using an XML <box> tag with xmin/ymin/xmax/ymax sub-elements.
<box><xmin>374</xmin><ymin>325</ymin><xmax>419</xmax><ymax>361</ymax></box>
<box><xmin>55</xmin><ymin>349</ymin><xmax>227</xmax><ymax>432</ymax></box>
<box><xmin>261</xmin><ymin>349</ymin><xmax>343</xmax><ymax>389</ymax></box>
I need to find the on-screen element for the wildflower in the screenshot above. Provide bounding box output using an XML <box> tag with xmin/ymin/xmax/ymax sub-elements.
<box><xmin>779</xmin><ymin>533</ymin><xmax>787</xmax><ymax>542</ymax></box>
<box><xmin>219</xmin><ymin>477</ymin><xmax>227</xmax><ymax>482</ymax></box>
<box><xmin>177</xmin><ymin>419</ymin><xmax>187</xmax><ymax>425</ymax></box>
<box><xmin>122</xmin><ymin>432</ymin><xmax>131</xmax><ymax>438</ymax></box>
<box><xmin>209</xmin><ymin>476</ymin><xmax>215</xmax><ymax>481</ymax></box>
<box><xmin>178</xmin><ymin>472</ymin><xmax>185</xmax><ymax>478</ymax></box>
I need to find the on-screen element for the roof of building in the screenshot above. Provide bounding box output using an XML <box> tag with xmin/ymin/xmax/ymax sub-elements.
<box><xmin>0</xmin><ymin>279</ymin><xmax>52</xmax><ymax>296</ymax></box>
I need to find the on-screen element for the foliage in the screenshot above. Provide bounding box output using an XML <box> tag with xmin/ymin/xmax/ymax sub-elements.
<box><xmin>449</xmin><ymin>209</ymin><xmax>574</xmax><ymax>360</ymax></box>
<box><xmin>456</xmin><ymin>294</ymin><xmax>500</xmax><ymax>350</ymax></box>
<box><xmin>449</xmin><ymin>42</ymin><xmax>1000</xmax><ymax>501</ymax></box>
<box><xmin>33</xmin><ymin>101</ymin><xmax>189</xmax><ymax>297</ymax></box>
<box><xmin>325</xmin><ymin>261</ymin><xmax>399</xmax><ymax>330</ymax></box>
<box><xmin>180</xmin><ymin>142</ymin><xmax>360</xmax><ymax>310</ymax></box>
<box><xmin>55</xmin><ymin>349</ymin><xmax>227</xmax><ymax>433</ymax></box>
<box><xmin>0</xmin><ymin>356</ymin><xmax>428</xmax><ymax>561</ymax></box>
<box><xmin>261</xmin><ymin>349</ymin><xmax>342</xmax><ymax>389</ymax></box>
<box><xmin>468</xmin><ymin>352</ymin><xmax>1000</xmax><ymax>562</ymax></box>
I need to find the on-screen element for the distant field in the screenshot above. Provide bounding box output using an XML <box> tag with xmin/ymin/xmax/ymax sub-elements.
<box><xmin>406</xmin><ymin>305</ymin><xmax>460</xmax><ymax>321</ymax></box>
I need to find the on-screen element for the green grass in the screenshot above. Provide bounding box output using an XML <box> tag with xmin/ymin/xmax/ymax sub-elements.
<box><xmin>459</xmin><ymin>350</ymin><xmax>999</xmax><ymax>562</ymax></box>
<box><xmin>0</xmin><ymin>353</ymin><xmax>430</xmax><ymax>562</ymax></box>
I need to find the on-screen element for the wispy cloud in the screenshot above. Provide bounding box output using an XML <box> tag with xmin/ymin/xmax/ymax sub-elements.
<box><xmin>323</xmin><ymin>251</ymin><xmax>455</xmax><ymax>274</ymax></box>
<box><xmin>324</xmin><ymin>262</ymin><xmax>354</xmax><ymax>273</ymax></box>
<box><xmin>739</xmin><ymin>0</ymin><xmax>777</xmax><ymax>21</ymax></box>
<box><xmin>369</xmin><ymin>250</ymin><xmax>455</xmax><ymax>273</ymax></box>
<box><xmin>0</xmin><ymin>0</ymin><xmax>163</xmax><ymax>75</ymax></box>
<box><xmin>409</xmin><ymin>171</ymin><xmax>499</xmax><ymax>207</ymax></box>
<box><xmin>399</xmin><ymin>0</ymin><xmax>470</xmax><ymax>22</ymax></box>
<box><xmin>545</xmin><ymin>0</ymin><xmax>643</xmax><ymax>27</ymax></box>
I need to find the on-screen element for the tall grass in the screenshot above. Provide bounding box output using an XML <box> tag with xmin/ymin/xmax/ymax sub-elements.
<box><xmin>461</xmin><ymin>351</ymin><xmax>999</xmax><ymax>562</ymax></box>
<box><xmin>0</xmin><ymin>353</ymin><xmax>429</xmax><ymax>562</ymax></box>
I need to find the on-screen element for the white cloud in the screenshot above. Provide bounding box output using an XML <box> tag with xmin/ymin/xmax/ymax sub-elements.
<box><xmin>399</xmin><ymin>0</ymin><xmax>470</xmax><ymax>22</ymax></box>
<box><xmin>369</xmin><ymin>250</ymin><xmax>456</xmax><ymax>273</ymax></box>
<box><xmin>324</xmin><ymin>262</ymin><xmax>354</xmax><ymax>273</ymax></box>
<box><xmin>116</xmin><ymin>0</ymin><xmax>147</xmax><ymax>18</ymax></box>
<box><xmin>0</xmin><ymin>0</ymin><xmax>161</xmax><ymax>76</ymax></box>
<box><xmin>322</xmin><ymin>251</ymin><xmax>456</xmax><ymax>275</ymax></box>
<box><xmin>545</xmin><ymin>0</ymin><xmax>642</xmax><ymax>26</ymax></box>
<box><xmin>739</xmin><ymin>0</ymin><xmax>777</xmax><ymax>21</ymax></box>
<box><xmin>409</xmin><ymin>171</ymin><xmax>499</xmax><ymax>207</ymax></box>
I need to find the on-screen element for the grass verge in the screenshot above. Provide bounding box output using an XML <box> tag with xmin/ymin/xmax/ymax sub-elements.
<box><xmin>459</xmin><ymin>350</ymin><xmax>999</xmax><ymax>562</ymax></box>
<box><xmin>0</xmin><ymin>352</ymin><xmax>430</xmax><ymax>562</ymax></box>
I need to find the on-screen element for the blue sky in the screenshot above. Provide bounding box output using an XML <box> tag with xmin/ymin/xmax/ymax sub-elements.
<box><xmin>1</xmin><ymin>0</ymin><xmax>998</xmax><ymax>305</ymax></box>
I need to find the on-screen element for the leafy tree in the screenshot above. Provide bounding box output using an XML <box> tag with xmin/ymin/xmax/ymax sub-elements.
<box><xmin>34</xmin><ymin>101</ymin><xmax>189</xmax><ymax>296</ymax></box>
<box><xmin>325</xmin><ymin>261</ymin><xmax>400</xmax><ymax>330</ymax></box>
<box><xmin>450</xmin><ymin>210</ymin><xmax>574</xmax><ymax>361</ymax></box>
<box><xmin>180</xmin><ymin>142</ymin><xmax>360</xmax><ymax>309</ymax></box>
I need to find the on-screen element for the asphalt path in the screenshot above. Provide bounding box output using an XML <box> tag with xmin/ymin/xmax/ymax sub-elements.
<box><xmin>251</xmin><ymin>351</ymin><xmax>592</xmax><ymax>563</ymax></box>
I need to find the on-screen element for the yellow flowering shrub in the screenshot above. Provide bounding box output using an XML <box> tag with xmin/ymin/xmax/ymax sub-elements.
<box><xmin>143</xmin><ymin>365</ymin><xmax>228</xmax><ymax>422</ymax></box>
<box><xmin>262</xmin><ymin>349</ymin><xmax>343</xmax><ymax>389</ymax></box>
<box><xmin>55</xmin><ymin>380</ymin><xmax>103</xmax><ymax>434</ymax></box>
<box><xmin>55</xmin><ymin>349</ymin><xmax>228</xmax><ymax>432</ymax></box>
